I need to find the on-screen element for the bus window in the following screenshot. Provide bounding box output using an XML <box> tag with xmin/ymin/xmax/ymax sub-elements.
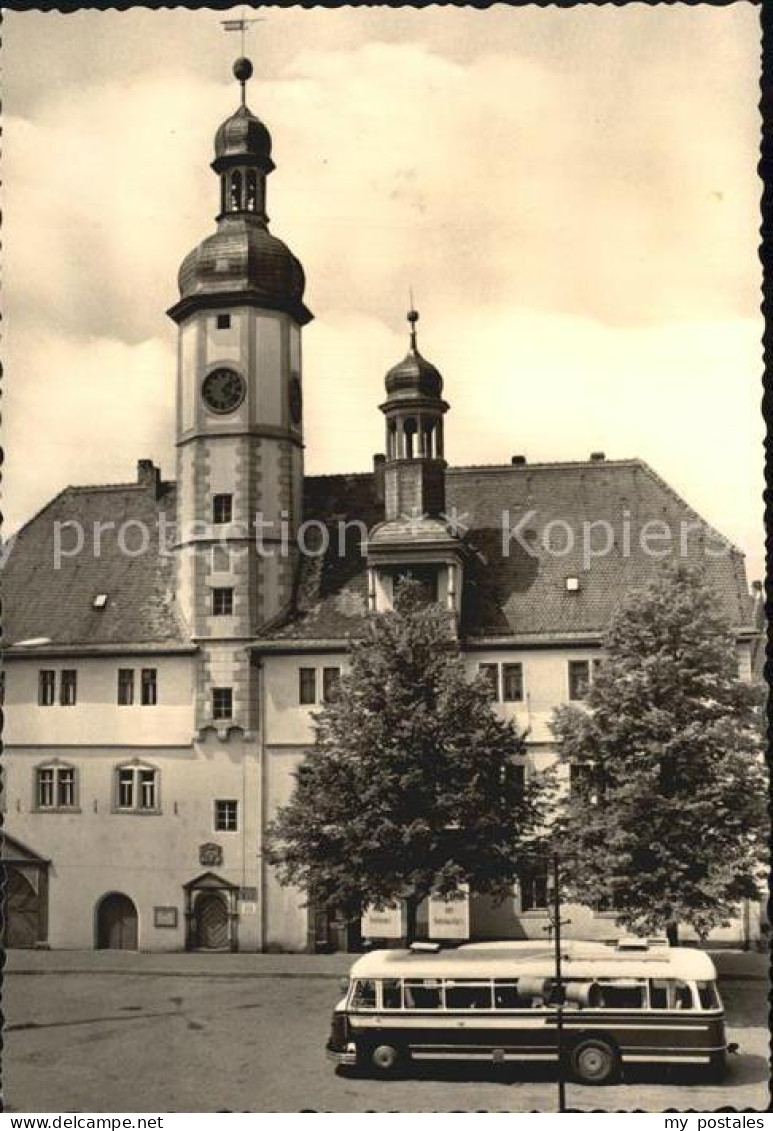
<box><xmin>445</xmin><ymin>982</ymin><xmax>493</xmax><ymax>1010</ymax></box>
<box><xmin>493</xmin><ymin>981</ymin><xmax>534</xmax><ymax>1008</ymax></box>
<box><xmin>382</xmin><ymin>980</ymin><xmax>402</xmax><ymax>1010</ymax></box>
<box><xmin>696</xmin><ymin>981</ymin><xmax>720</xmax><ymax>1010</ymax></box>
<box><xmin>351</xmin><ymin>980</ymin><xmax>377</xmax><ymax>1009</ymax></box>
<box><xmin>597</xmin><ymin>980</ymin><xmax>646</xmax><ymax>1009</ymax></box>
<box><xmin>404</xmin><ymin>980</ymin><xmax>443</xmax><ymax>1010</ymax></box>
<box><xmin>674</xmin><ymin>981</ymin><xmax>693</xmax><ymax>1010</ymax></box>
<box><xmin>650</xmin><ymin>979</ymin><xmax>669</xmax><ymax>1009</ymax></box>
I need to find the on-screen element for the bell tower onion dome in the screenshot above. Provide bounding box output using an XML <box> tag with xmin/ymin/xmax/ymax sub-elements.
<box><xmin>168</xmin><ymin>57</ymin><xmax>312</xmax><ymax>327</ymax></box>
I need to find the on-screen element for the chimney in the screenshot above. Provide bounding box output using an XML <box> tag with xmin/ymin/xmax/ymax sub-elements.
<box><xmin>511</xmin><ymin>455</ymin><xmax>527</xmax><ymax>466</ymax></box>
<box><xmin>590</xmin><ymin>451</ymin><xmax>606</xmax><ymax>462</ymax></box>
<box><xmin>373</xmin><ymin>453</ymin><xmax>386</xmax><ymax>505</ymax></box>
<box><xmin>137</xmin><ymin>459</ymin><xmax>162</xmax><ymax>499</ymax></box>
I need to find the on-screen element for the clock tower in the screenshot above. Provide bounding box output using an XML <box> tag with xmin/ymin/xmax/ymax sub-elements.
<box><xmin>168</xmin><ymin>57</ymin><xmax>312</xmax><ymax>736</ymax></box>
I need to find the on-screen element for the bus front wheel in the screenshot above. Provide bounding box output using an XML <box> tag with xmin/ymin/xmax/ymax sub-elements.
<box><xmin>370</xmin><ymin>1043</ymin><xmax>403</xmax><ymax>1075</ymax></box>
<box><xmin>569</xmin><ymin>1037</ymin><xmax>619</xmax><ymax>1085</ymax></box>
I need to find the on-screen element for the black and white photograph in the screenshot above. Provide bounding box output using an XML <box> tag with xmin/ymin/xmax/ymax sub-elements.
<box><xmin>1</xmin><ymin>2</ymin><xmax>768</xmax><ymax>1116</ymax></box>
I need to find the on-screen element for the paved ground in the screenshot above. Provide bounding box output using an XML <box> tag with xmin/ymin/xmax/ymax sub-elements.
<box><xmin>3</xmin><ymin>951</ymin><xmax>768</xmax><ymax>1113</ymax></box>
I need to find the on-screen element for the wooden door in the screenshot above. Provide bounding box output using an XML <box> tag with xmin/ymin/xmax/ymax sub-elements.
<box><xmin>97</xmin><ymin>893</ymin><xmax>138</xmax><ymax>950</ymax></box>
<box><xmin>5</xmin><ymin>868</ymin><xmax>39</xmax><ymax>948</ymax></box>
<box><xmin>194</xmin><ymin>892</ymin><xmax>229</xmax><ymax>950</ymax></box>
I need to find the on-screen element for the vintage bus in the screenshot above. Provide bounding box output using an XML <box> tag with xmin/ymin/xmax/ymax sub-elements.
<box><xmin>326</xmin><ymin>940</ymin><xmax>727</xmax><ymax>1084</ymax></box>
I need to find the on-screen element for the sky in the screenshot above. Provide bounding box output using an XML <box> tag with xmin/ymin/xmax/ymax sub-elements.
<box><xmin>3</xmin><ymin>4</ymin><xmax>764</xmax><ymax>581</ymax></box>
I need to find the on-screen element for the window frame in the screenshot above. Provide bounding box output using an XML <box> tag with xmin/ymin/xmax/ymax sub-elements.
<box><xmin>60</xmin><ymin>669</ymin><xmax>77</xmax><ymax>707</ymax></box>
<box><xmin>298</xmin><ymin>667</ymin><xmax>317</xmax><ymax>706</ymax></box>
<box><xmin>502</xmin><ymin>662</ymin><xmax>524</xmax><ymax>703</ymax></box>
<box><xmin>212</xmin><ymin>587</ymin><xmax>234</xmax><ymax>617</ymax></box>
<box><xmin>478</xmin><ymin>662</ymin><xmax>500</xmax><ymax>702</ymax></box>
<box><xmin>212</xmin><ymin>686</ymin><xmax>233</xmax><ymax>720</ymax></box>
<box><xmin>214</xmin><ymin>798</ymin><xmax>239</xmax><ymax>832</ymax></box>
<box><xmin>114</xmin><ymin>762</ymin><xmax>161</xmax><ymax>814</ymax></box>
<box><xmin>140</xmin><ymin>668</ymin><xmax>158</xmax><ymax>707</ymax></box>
<box><xmin>322</xmin><ymin>666</ymin><xmax>341</xmax><ymax>703</ymax></box>
<box><xmin>34</xmin><ymin>762</ymin><xmax>79</xmax><ymax>812</ymax></box>
<box><xmin>568</xmin><ymin>659</ymin><xmax>591</xmax><ymax>701</ymax></box>
<box><xmin>117</xmin><ymin>668</ymin><xmax>135</xmax><ymax>707</ymax></box>
<box><xmin>38</xmin><ymin>669</ymin><xmax>56</xmax><ymax>707</ymax></box>
<box><xmin>519</xmin><ymin>864</ymin><xmax>550</xmax><ymax>913</ymax></box>
<box><xmin>216</xmin><ymin>313</ymin><xmax>231</xmax><ymax>330</ymax></box>
<box><xmin>212</xmin><ymin>493</ymin><xmax>233</xmax><ymax>525</ymax></box>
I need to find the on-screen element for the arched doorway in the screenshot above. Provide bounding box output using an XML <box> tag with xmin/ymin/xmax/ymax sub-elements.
<box><xmin>5</xmin><ymin>868</ymin><xmax>40</xmax><ymax>949</ymax></box>
<box><xmin>96</xmin><ymin>893</ymin><xmax>138</xmax><ymax>950</ymax></box>
<box><xmin>193</xmin><ymin>891</ymin><xmax>229</xmax><ymax>951</ymax></box>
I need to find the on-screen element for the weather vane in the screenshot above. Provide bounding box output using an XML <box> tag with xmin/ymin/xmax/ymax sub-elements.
<box><xmin>221</xmin><ymin>8</ymin><xmax>265</xmax><ymax>58</ymax></box>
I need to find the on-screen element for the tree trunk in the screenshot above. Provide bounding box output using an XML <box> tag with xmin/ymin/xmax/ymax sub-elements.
<box><xmin>405</xmin><ymin>896</ymin><xmax>418</xmax><ymax>946</ymax></box>
<box><xmin>666</xmin><ymin>920</ymin><xmax>679</xmax><ymax>947</ymax></box>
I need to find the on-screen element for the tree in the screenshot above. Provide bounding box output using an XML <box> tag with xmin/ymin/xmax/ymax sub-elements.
<box><xmin>551</xmin><ymin>564</ymin><xmax>767</xmax><ymax>942</ymax></box>
<box><xmin>266</xmin><ymin>582</ymin><xmax>551</xmax><ymax>942</ymax></box>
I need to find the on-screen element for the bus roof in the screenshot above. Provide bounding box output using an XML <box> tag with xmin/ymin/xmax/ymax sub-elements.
<box><xmin>348</xmin><ymin>944</ymin><xmax>717</xmax><ymax>983</ymax></box>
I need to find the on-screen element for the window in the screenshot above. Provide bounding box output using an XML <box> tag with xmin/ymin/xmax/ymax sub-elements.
<box><xmin>520</xmin><ymin>865</ymin><xmax>549</xmax><ymax>912</ymax></box>
<box><xmin>404</xmin><ymin>981</ymin><xmax>443</xmax><ymax>1010</ymax></box>
<box><xmin>350</xmin><ymin>980</ymin><xmax>377</xmax><ymax>1010</ymax></box>
<box><xmin>212</xmin><ymin>494</ymin><xmax>233</xmax><ymax>524</ymax></box>
<box><xmin>212</xmin><ymin>588</ymin><xmax>234</xmax><ymax>616</ymax></box>
<box><xmin>117</xmin><ymin>669</ymin><xmax>135</xmax><ymax>706</ymax></box>
<box><xmin>649</xmin><ymin>979</ymin><xmax>669</xmax><ymax>1009</ymax></box>
<box><xmin>674</xmin><ymin>981</ymin><xmax>694</xmax><ymax>1010</ymax></box>
<box><xmin>568</xmin><ymin>659</ymin><xmax>591</xmax><ymax>701</ymax></box>
<box><xmin>322</xmin><ymin>667</ymin><xmax>341</xmax><ymax>703</ymax></box>
<box><xmin>212</xmin><ymin>687</ymin><xmax>233</xmax><ymax>720</ymax></box>
<box><xmin>58</xmin><ymin>767</ymin><xmax>76</xmax><ymax>808</ymax></box>
<box><xmin>215</xmin><ymin>799</ymin><xmax>238</xmax><ymax>832</ymax></box>
<box><xmin>299</xmin><ymin>667</ymin><xmax>316</xmax><ymax>705</ymax></box>
<box><xmin>445</xmin><ymin>982</ymin><xmax>493</xmax><ymax>1010</ymax></box>
<box><xmin>60</xmin><ymin>669</ymin><xmax>77</xmax><ymax>706</ymax></box>
<box><xmin>696</xmin><ymin>981</ymin><xmax>720</xmax><ymax>1011</ymax></box>
<box><xmin>118</xmin><ymin>768</ymin><xmax>135</xmax><ymax>809</ymax></box>
<box><xmin>479</xmin><ymin>663</ymin><xmax>499</xmax><ymax>701</ymax></box>
<box><xmin>597</xmin><ymin>980</ymin><xmax>646</xmax><ymax>1010</ymax></box>
<box><xmin>506</xmin><ymin>762</ymin><xmax>526</xmax><ymax>796</ymax></box>
<box><xmin>116</xmin><ymin>764</ymin><xmax>159</xmax><ymax>812</ymax></box>
<box><xmin>502</xmin><ymin>662</ymin><xmax>524</xmax><ymax>702</ymax></box>
<box><xmin>494</xmin><ymin>981</ymin><xmax>535</xmax><ymax>1009</ymax></box>
<box><xmin>38</xmin><ymin>670</ymin><xmax>56</xmax><ymax>707</ymax></box>
<box><xmin>141</xmin><ymin>668</ymin><xmax>157</xmax><ymax>706</ymax></box>
<box><xmin>216</xmin><ymin>313</ymin><xmax>231</xmax><ymax>330</ymax></box>
<box><xmin>382</xmin><ymin>980</ymin><xmax>402</xmax><ymax>1009</ymax></box>
<box><xmin>35</xmin><ymin>764</ymin><xmax>78</xmax><ymax>811</ymax></box>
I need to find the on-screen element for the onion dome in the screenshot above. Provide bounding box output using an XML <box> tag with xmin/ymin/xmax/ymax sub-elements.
<box><xmin>385</xmin><ymin>310</ymin><xmax>443</xmax><ymax>399</ymax></box>
<box><xmin>176</xmin><ymin>216</ymin><xmax>310</xmax><ymax>324</ymax></box>
<box><xmin>213</xmin><ymin>104</ymin><xmax>274</xmax><ymax>173</ymax></box>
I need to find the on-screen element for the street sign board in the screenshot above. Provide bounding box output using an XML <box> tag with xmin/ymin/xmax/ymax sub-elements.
<box><xmin>429</xmin><ymin>885</ymin><xmax>470</xmax><ymax>939</ymax></box>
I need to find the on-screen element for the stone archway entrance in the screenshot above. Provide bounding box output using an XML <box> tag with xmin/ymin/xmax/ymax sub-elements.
<box><xmin>96</xmin><ymin>892</ymin><xmax>138</xmax><ymax>950</ymax></box>
<box><xmin>2</xmin><ymin>836</ymin><xmax>49</xmax><ymax>949</ymax></box>
<box><xmin>184</xmin><ymin>872</ymin><xmax>239</xmax><ymax>952</ymax></box>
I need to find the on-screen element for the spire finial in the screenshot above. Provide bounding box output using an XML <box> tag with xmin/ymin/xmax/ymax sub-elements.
<box><xmin>407</xmin><ymin>291</ymin><xmax>419</xmax><ymax>351</ymax></box>
<box><xmin>222</xmin><ymin>13</ymin><xmax>265</xmax><ymax>106</ymax></box>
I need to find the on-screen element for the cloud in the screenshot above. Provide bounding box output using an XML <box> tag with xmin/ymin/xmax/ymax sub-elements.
<box><xmin>3</xmin><ymin>6</ymin><xmax>763</xmax><ymax>582</ymax></box>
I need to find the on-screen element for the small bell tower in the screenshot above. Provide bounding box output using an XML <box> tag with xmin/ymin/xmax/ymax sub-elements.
<box><xmin>366</xmin><ymin>310</ymin><xmax>465</xmax><ymax>619</ymax></box>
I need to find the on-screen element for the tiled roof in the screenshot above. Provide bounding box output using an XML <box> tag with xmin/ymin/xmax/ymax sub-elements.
<box><xmin>3</xmin><ymin>480</ymin><xmax>189</xmax><ymax>653</ymax></box>
<box><xmin>261</xmin><ymin>459</ymin><xmax>755</xmax><ymax>643</ymax></box>
<box><xmin>3</xmin><ymin>459</ymin><xmax>755</xmax><ymax>653</ymax></box>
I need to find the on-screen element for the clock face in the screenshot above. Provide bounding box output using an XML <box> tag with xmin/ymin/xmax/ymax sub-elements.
<box><xmin>289</xmin><ymin>376</ymin><xmax>303</xmax><ymax>425</ymax></box>
<box><xmin>202</xmin><ymin>367</ymin><xmax>246</xmax><ymax>415</ymax></box>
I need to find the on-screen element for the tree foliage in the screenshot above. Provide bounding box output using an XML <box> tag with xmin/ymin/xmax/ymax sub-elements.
<box><xmin>266</xmin><ymin>582</ymin><xmax>550</xmax><ymax>927</ymax></box>
<box><xmin>551</xmin><ymin>564</ymin><xmax>767</xmax><ymax>940</ymax></box>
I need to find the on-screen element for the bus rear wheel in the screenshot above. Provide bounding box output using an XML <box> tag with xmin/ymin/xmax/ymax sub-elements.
<box><xmin>370</xmin><ymin>1043</ymin><xmax>403</xmax><ymax>1075</ymax></box>
<box><xmin>569</xmin><ymin>1037</ymin><xmax>619</xmax><ymax>1085</ymax></box>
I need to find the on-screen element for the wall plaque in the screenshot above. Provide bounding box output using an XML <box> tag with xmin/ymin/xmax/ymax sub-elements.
<box><xmin>199</xmin><ymin>842</ymin><xmax>223</xmax><ymax>866</ymax></box>
<box><xmin>154</xmin><ymin>906</ymin><xmax>178</xmax><ymax>929</ymax></box>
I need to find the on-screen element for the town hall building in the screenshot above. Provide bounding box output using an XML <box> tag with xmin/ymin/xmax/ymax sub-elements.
<box><xmin>3</xmin><ymin>59</ymin><xmax>764</xmax><ymax>953</ymax></box>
